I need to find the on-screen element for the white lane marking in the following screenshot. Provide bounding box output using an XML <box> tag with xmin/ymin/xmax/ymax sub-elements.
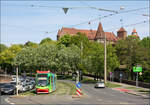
<box><xmin>5</xmin><ymin>97</ymin><xmax>15</xmax><ymax>105</ymax></box>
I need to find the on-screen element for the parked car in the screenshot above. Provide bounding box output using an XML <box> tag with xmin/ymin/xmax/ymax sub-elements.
<box><xmin>10</xmin><ymin>82</ymin><xmax>22</xmax><ymax>92</ymax></box>
<box><xmin>95</xmin><ymin>81</ymin><xmax>105</xmax><ymax>88</ymax></box>
<box><xmin>21</xmin><ymin>84</ymin><xmax>29</xmax><ymax>92</ymax></box>
<box><xmin>28</xmin><ymin>83</ymin><xmax>34</xmax><ymax>90</ymax></box>
<box><xmin>1</xmin><ymin>84</ymin><xmax>16</xmax><ymax>95</ymax></box>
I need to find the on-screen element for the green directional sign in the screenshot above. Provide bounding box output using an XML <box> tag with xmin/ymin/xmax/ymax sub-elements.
<box><xmin>133</xmin><ymin>66</ymin><xmax>142</xmax><ymax>72</ymax></box>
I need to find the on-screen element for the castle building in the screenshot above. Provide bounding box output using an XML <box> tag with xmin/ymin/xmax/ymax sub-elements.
<box><xmin>57</xmin><ymin>22</ymin><xmax>139</xmax><ymax>43</ymax></box>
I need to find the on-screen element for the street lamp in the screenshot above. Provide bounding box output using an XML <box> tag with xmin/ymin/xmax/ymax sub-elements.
<box><xmin>104</xmin><ymin>32</ymin><xmax>107</xmax><ymax>84</ymax></box>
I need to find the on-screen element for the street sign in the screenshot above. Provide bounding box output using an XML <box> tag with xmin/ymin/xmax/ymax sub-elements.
<box><xmin>120</xmin><ymin>73</ymin><xmax>122</xmax><ymax>77</ymax></box>
<box><xmin>76</xmin><ymin>82</ymin><xmax>81</xmax><ymax>88</ymax></box>
<box><xmin>133</xmin><ymin>66</ymin><xmax>142</xmax><ymax>72</ymax></box>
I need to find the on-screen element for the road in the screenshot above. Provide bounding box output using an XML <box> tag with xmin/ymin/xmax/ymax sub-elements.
<box><xmin>0</xmin><ymin>80</ymin><xmax>149</xmax><ymax>105</ymax></box>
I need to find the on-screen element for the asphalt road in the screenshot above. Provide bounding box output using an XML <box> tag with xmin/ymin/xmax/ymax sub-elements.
<box><xmin>81</xmin><ymin>83</ymin><xmax>150</xmax><ymax>104</ymax></box>
<box><xmin>0</xmin><ymin>80</ymin><xmax>149</xmax><ymax>105</ymax></box>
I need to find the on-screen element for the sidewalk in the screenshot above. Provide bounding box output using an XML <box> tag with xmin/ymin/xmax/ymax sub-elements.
<box><xmin>111</xmin><ymin>81</ymin><xmax>150</xmax><ymax>98</ymax></box>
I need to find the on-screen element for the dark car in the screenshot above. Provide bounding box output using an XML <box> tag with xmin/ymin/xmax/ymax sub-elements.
<box><xmin>1</xmin><ymin>84</ymin><xmax>16</xmax><ymax>95</ymax></box>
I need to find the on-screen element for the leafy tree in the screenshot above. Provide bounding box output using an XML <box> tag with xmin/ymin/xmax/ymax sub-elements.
<box><xmin>0</xmin><ymin>44</ymin><xmax>8</xmax><ymax>53</ymax></box>
<box><xmin>40</xmin><ymin>37</ymin><xmax>52</xmax><ymax>45</ymax></box>
<box><xmin>0</xmin><ymin>44</ymin><xmax>22</xmax><ymax>73</ymax></box>
<box><xmin>115</xmin><ymin>36</ymin><xmax>150</xmax><ymax>80</ymax></box>
<box><xmin>107</xmin><ymin>44</ymin><xmax>119</xmax><ymax>73</ymax></box>
<box><xmin>58</xmin><ymin>34</ymin><xmax>72</xmax><ymax>47</ymax></box>
<box><xmin>140</xmin><ymin>37</ymin><xmax>150</xmax><ymax>53</ymax></box>
<box><xmin>24</xmin><ymin>41</ymin><xmax>38</xmax><ymax>48</ymax></box>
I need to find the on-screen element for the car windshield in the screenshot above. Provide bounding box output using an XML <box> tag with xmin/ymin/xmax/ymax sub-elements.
<box><xmin>3</xmin><ymin>84</ymin><xmax>14</xmax><ymax>88</ymax></box>
<box><xmin>11</xmin><ymin>82</ymin><xmax>16</xmax><ymax>85</ymax></box>
<box><xmin>38</xmin><ymin>80</ymin><xmax>47</xmax><ymax>86</ymax></box>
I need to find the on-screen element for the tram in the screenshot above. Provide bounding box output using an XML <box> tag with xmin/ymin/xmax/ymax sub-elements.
<box><xmin>36</xmin><ymin>70</ymin><xmax>57</xmax><ymax>93</ymax></box>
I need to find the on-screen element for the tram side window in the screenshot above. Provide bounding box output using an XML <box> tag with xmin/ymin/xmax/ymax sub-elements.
<box><xmin>51</xmin><ymin>76</ymin><xmax>53</xmax><ymax>86</ymax></box>
<box><xmin>48</xmin><ymin>77</ymin><xmax>50</xmax><ymax>85</ymax></box>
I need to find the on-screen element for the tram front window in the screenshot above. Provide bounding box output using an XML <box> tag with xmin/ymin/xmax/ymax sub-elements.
<box><xmin>38</xmin><ymin>80</ymin><xmax>47</xmax><ymax>86</ymax></box>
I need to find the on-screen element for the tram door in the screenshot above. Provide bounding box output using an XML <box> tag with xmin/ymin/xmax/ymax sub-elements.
<box><xmin>51</xmin><ymin>76</ymin><xmax>53</xmax><ymax>92</ymax></box>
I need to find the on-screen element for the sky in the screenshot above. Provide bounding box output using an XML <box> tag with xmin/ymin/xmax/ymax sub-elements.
<box><xmin>1</xmin><ymin>0</ymin><xmax>150</xmax><ymax>46</ymax></box>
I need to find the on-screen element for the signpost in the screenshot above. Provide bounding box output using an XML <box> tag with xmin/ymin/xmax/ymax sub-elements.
<box><xmin>120</xmin><ymin>73</ymin><xmax>123</xmax><ymax>83</ymax></box>
<box><xmin>109</xmin><ymin>72</ymin><xmax>112</xmax><ymax>81</ymax></box>
<box><xmin>133</xmin><ymin>66</ymin><xmax>142</xmax><ymax>87</ymax></box>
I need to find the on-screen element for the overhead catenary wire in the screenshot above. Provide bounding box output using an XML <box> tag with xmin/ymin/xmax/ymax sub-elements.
<box><xmin>105</xmin><ymin>20</ymin><xmax>149</xmax><ymax>32</ymax></box>
<box><xmin>46</xmin><ymin>7</ymin><xmax>149</xmax><ymax>34</ymax></box>
<box><xmin>2</xmin><ymin>4</ymin><xmax>149</xmax><ymax>35</ymax></box>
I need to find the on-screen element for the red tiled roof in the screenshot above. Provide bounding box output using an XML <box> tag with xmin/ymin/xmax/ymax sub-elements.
<box><xmin>58</xmin><ymin>27</ymin><xmax>96</xmax><ymax>40</ymax></box>
<box><xmin>95</xmin><ymin>22</ymin><xmax>105</xmax><ymax>39</ymax></box>
<box><xmin>57</xmin><ymin>27</ymin><xmax>118</xmax><ymax>42</ymax></box>
<box><xmin>132</xmin><ymin>28</ymin><xmax>137</xmax><ymax>33</ymax></box>
<box><xmin>105</xmin><ymin>32</ymin><xmax>118</xmax><ymax>42</ymax></box>
<box><xmin>117</xmin><ymin>27</ymin><xmax>126</xmax><ymax>32</ymax></box>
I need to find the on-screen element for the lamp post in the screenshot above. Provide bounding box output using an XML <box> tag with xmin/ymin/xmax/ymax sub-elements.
<box><xmin>104</xmin><ymin>32</ymin><xmax>107</xmax><ymax>84</ymax></box>
<box><xmin>16</xmin><ymin>66</ymin><xmax>19</xmax><ymax>96</ymax></box>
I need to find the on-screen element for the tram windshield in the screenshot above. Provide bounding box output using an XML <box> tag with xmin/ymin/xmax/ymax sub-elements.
<box><xmin>38</xmin><ymin>79</ymin><xmax>47</xmax><ymax>86</ymax></box>
<box><xmin>37</xmin><ymin>74</ymin><xmax>47</xmax><ymax>77</ymax></box>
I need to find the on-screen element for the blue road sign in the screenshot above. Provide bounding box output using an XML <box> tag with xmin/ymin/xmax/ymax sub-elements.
<box><xmin>76</xmin><ymin>82</ymin><xmax>81</xmax><ymax>88</ymax></box>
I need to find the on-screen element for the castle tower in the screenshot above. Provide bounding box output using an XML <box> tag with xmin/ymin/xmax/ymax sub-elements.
<box><xmin>117</xmin><ymin>27</ymin><xmax>127</xmax><ymax>39</ymax></box>
<box><xmin>94</xmin><ymin>22</ymin><xmax>105</xmax><ymax>43</ymax></box>
<box><xmin>132</xmin><ymin>29</ymin><xmax>139</xmax><ymax>37</ymax></box>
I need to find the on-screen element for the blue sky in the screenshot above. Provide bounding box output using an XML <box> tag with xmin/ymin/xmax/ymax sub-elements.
<box><xmin>1</xmin><ymin>1</ymin><xmax>149</xmax><ymax>46</ymax></box>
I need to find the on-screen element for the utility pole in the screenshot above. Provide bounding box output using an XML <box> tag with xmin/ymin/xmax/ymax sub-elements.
<box><xmin>104</xmin><ymin>32</ymin><xmax>107</xmax><ymax>84</ymax></box>
<box><xmin>16</xmin><ymin>67</ymin><xmax>18</xmax><ymax>96</ymax></box>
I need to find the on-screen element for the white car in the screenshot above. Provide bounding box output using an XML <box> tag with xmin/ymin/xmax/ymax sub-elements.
<box><xmin>95</xmin><ymin>81</ymin><xmax>105</xmax><ymax>88</ymax></box>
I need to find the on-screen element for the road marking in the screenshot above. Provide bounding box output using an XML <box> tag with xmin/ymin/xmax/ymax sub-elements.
<box><xmin>5</xmin><ymin>97</ymin><xmax>15</xmax><ymax>105</ymax></box>
<box><xmin>97</xmin><ymin>99</ymin><xmax>102</xmax><ymax>101</ymax></box>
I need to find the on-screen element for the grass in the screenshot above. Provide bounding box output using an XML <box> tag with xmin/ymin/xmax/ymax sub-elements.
<box><xmin>20</xmin><ymin>81</ymin><xmax>76</xmax><ymax>96</ymax></box>
<box><xmin>80</xmin><ymin>78</ymin><xmax>97</xmax><ymax>83</ymax></box>
<box><xmin>138</xmin><ymin>89</ymin><xmax>150</xmax><ymax>94</ymax></box>
<box><xmin>20</xmin><ymin>89</ymin><xmax>36</xmax><ymax>95</ymax></box>
<box><xmin>105</xmin><ymin>82</ymin><xmax>122</xmax><ymax>88</ymax></box>
<box><xmin>57</xmin><ymin>75</ymin><xmax>72</xmax><ymax>80</ymax></box>
<box><xmin>125</xmin><ymin>86</ymin><xmax>143</xmax><ymax>90</ymax></box>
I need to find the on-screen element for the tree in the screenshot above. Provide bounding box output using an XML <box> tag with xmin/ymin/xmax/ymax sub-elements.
<box><xmin>40</xmin><ymin>37</ymin><xmax>52</xmax><ymax>45</ymax></box>
<box><xmin>140</xmin><ymin>37</ymin><xmax>150</xmax><ymax>53</ymax></box>
<box><xmin>24</xmin><ymin>41</ymin><xmax>38</xmax><ymax>48</ymax></box>
<box><xmin>115</xmin><ymin>36</ymin><xmax>150</xmax><ymax>80</ymax></box>
<box><xmin>58</xmin><ymin>34</ymin><xmax>72</xmax><ymax>47</ymax></box>
<box><xmin>0</xmin><ymin>44</ymin><xmax>8</xmax><ymax>53</ymax></box>
<box><xmin>107</xmin><ymin>44</ymin><xmax>119</xmax><ymax>73</ymax></box>
<box><xmin>0</xmin><ymin>44</ymin><xmax>22</xmax><ymax>74</ymax></box>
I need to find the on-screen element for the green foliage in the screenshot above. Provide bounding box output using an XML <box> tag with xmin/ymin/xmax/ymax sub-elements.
<box><xmin>107</xmin><ymin>44</ymin><xmax>119</xmax><ymax>73</ymax></box>
<box><xmin>24</xmin><ymin>41</ymin><xmax>38</xmax><ymax>48</ymax></box>
<box><xmin>0</xmin><ymin>44</ymin><xmax>22</xmax><ymax>65</ymax></box>
<box><xmin>140</xmin><ymin>37</ymin><xmax>150</xmax><ymax>53</ymax></box>
<box><xmin>58</xmin><ymin>34</ymin><xmax>72</xmax><ymax>47</ymax></box>
<box><xmin>116</xmin><ymin>36</ymin><xmax>150</xmax><ymax>81</ymax></box>
<box><xmin>40</xmin><ymin>37</ymin><xmax>52</xmax><ymax>45</ymax></box>
<box><xmin>0</xmin><ymin>44</ymin><xmax>8</xmax><ymax>53</ymax></box>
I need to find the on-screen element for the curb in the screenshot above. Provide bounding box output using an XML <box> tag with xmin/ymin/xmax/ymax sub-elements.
<box><xmin>9</xmin><ymin>95</ymin><xmax>26</xmax><ymax>98</ymax></box>
<box><xmin>125</xmin><ymin>91</ymin><xmax>149</xmax><ymax>98</ymax></box>
<box><xmin>112</xmin><ymin>88</ymin><xmax>149</xmax><ymax>98</ymax></box>
<box><xmin>72</xmin><ymin>95</ymin><xmax>86</xmax><ymax>98</ymax></box>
